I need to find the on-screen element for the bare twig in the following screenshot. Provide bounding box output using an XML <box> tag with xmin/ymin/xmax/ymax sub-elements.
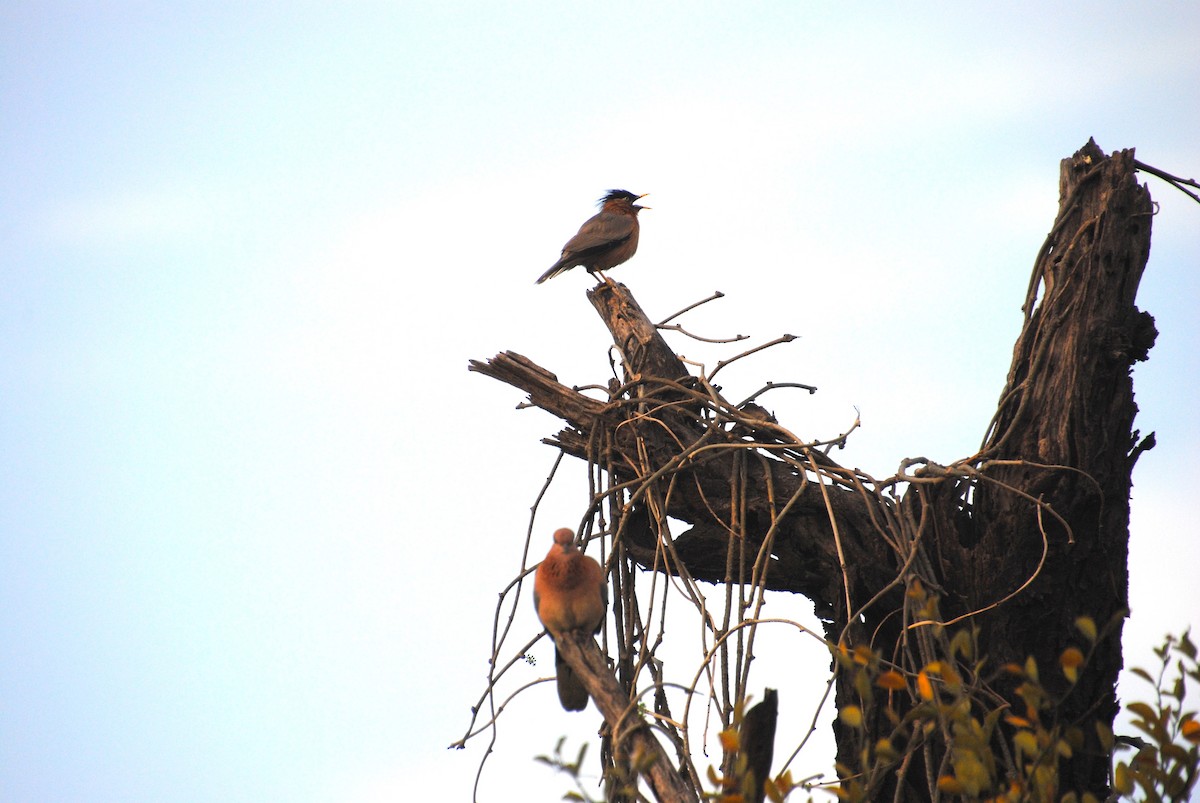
<box><xmin>1134</xmin><ymin>158</ymin><xmax>1200</xmax><ymax>205</ymax></box>
<box><xmin>657</xmin><ymin>321</ymin><xmax>750</xmax><ymax>344</ymax></box>
<box><xmin>657</xmin><ymin>290</ymin><xmax>726</xmax><ymax>326</ymax></box>
<box><xmin>707</xmin><ymin>334</ymin><xmax>798</xmax><ymax>381</ymax></box>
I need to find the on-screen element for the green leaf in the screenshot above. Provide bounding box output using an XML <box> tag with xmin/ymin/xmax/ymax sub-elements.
<box><xmin>1134</xmin><ymin>715</ymin><xmax>1173</xmax><ymax>746</ymax></box>
<box><xmin>1114</xmin><ymin>762</ymin><xmax>1133</xmax><ymax>794</ymax></box>
<box><xmin>831</xmin><ymin>642</ymin><xmax>855</xmax><ymax>670</ymax></box>
<box><xmin>951</xmin><ymin>750</ymin><xmax>990</xmax><ymax>796</ymax></box>
<box><xmin>1025</xmin><ymin>655</ymin><xmax>1039</xmax><ymax>683</ymax></box>
<box><xmin>982</xmin><ymin>707</ymin><xmax>1004</xmax><ymax>740</ymax></box>
<box><xmin>1063</xmin><ymin>726</ymin><xmax>1085</xmax><ymax>753</ymax></box>
<box><xmin>1131</xmin><ymin>667</ymin><xmax>1156</xmax><ymax>685</ymax></box>
<box><xmin>875</xmin><ymin>738</ymin><xmax>898</xmax><ymax>762</ymax></box>
<box><xmin>1126</xmin><ymin>701</ymin><xmax>1159</xmax><ymax>724</ymax></box>
<box><xmin>1161</xmin><ymin>742</ymin><xmax>1190</xmax><ymax>765</ymax></box>
<box><xmin>1179</xmin><ymin>629</ymin><xmax>1197</xmax><ymax>660</ymax></box>
<box><xmin>854</xmin><ymin>667</ymin><xmax>873</xmax><ymax>703</ymax></box>
<box><xmin>950</xmin><ymin>628</ymin><xmax>974</xmax><ymax>660</ymax></box>
<box><xmin>1014</xmin><ymin>730</ymin><xmax>1038</xmax><ymax>758</ymax></box>
<box><xmin>1095</xmin><ymin>721</ymin><xmax>1114</xmax><ymax>752</ymax></box>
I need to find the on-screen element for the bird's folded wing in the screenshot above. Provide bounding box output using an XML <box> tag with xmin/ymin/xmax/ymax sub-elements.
<box><xmin>564</xmin><ymin>214</ymin><xmax>635</xmax><ymax>254</ymax></box>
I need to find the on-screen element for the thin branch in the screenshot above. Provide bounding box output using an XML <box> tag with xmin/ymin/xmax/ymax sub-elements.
<box><xmin>555</xmin><ymin>630</ymin><xmax>698</xmax><ymax>802</ymax></box>
<box><xmin>707</xmin><ymin>334</ymin><xmax>798</xmax><ymax>381</ymax></box>
<box><xmin>657</xmin><ymin>321</ymin><xmax>750</xmax><ymax>344</ymax></box>
<box><xmin>1134</xmin><ymin>158</ymin><xmax>1200</xmax><ymax>205</ymax></box>
<box><xmin>657</xmin><ymin>290</ymin><xmax>726</xmax><ymax>325</ymax></box>
<box><xmin>736</xmin><ymin>380</ymin><xmax>818</xmax><ymax>407</ymax></box>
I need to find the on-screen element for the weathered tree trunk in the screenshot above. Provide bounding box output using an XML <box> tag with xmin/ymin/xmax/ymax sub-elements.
<box><xmin>954</xmin><ymin>139</ymin><xmax>1155</xmax><ymax>793</ymax></box>
<box><xmin>469</xmin><ymin>140</ymin><xmax>1155</xmax><ymax>801</ymax></box>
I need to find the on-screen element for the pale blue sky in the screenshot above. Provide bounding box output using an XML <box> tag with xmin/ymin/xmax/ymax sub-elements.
<box><xmin>2</xmin><ymin>3</ymin><xmax>1198</xmax><ymax>801</ymax></box>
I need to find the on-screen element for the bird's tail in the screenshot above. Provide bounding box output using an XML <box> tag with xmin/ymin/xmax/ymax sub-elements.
<box><xmin>535</xmin><ymin>259</ymin><xmax>569</xmax><ymax>284</ymax></box>
<box><xmin>555</xmin><ymin>648</ymin><xmax>589</xmax><ymax>711</ymax></box>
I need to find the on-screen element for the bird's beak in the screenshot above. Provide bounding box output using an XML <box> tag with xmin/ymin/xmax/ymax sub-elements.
<box><xmin>636</xmin><ymin>193</ymin><xmax>651</xmax><ymax>209</ymax></box>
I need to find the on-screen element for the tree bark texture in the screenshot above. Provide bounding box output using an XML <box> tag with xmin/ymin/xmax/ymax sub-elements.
<box><xmin>469</xmin><ymin>141</ymin><xmax>1155</xmax><ymax>801</ymax></box>
<box><xmin>964</xmin><ymin>139</ymin><xmax>1156</xmax><ymax>792</ymax></box>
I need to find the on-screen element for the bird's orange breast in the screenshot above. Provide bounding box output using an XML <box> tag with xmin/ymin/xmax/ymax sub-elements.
<box><xmin>534</xmin><ymin>552</ymin><xmax>605</xmax><ymax>635</ymax></box>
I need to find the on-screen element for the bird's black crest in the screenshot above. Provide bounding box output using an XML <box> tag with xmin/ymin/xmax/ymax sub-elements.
<box><xmin>599</xmin><ymin>189</ymin><xmax>641</xmax><ymax>205</ymax></box>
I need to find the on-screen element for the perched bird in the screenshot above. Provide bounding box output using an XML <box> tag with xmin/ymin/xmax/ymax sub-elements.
<box><xmin>533</xmin><ymin>528</ymin><xmax>607</xmax><ymax>711</ymax></box>
<box><xmin>536</xmin><ymin>189</ymin><xmax>648</xmax><ymax>284</ymax></box>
